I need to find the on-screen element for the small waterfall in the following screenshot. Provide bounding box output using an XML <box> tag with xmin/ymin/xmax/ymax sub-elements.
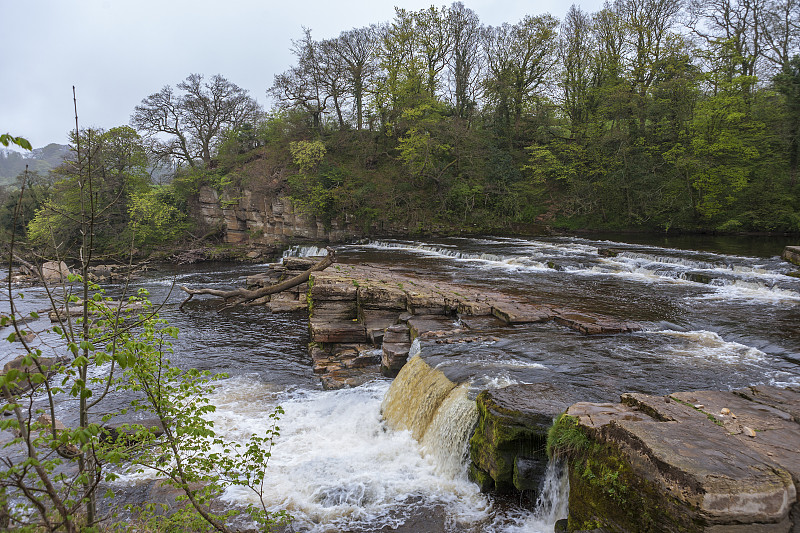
<box><xmin>283</xmin><ymin>245</ymin><xmax>327</xmax><ymax>258</ymax></box>
<box><xmin>420</xmin><ymin>383</ymin><xmax>479</xmax><ymax>478</ymax></box>
<box><xmin>380</xmin><ymin>354</ymin><xmax>458</xmax><ymax>441</ymax></box>
<box><xmin>532</xmin><ymin>460</ymin><xmax>569</xmax><ymax>524</ymax></box>
<box><xmin>381</xmin><ymin>353</ymin><xmax>480</xmax><ymax>482</ymax></box>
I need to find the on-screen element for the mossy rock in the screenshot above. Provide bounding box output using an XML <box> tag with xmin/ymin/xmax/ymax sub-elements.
<box><xmin>469</xmin><ymin>384</ymin><xmax>576</xmax><ymax>493</ymax></box>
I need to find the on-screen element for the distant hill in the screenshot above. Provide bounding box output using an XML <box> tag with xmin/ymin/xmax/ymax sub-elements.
<box><xmin>0</xmin><ymin>143</ymin><xmax>70</xmax><ymax>186</ymax></box>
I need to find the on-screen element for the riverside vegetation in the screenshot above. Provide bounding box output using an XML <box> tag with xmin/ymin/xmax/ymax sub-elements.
<box><xmin>0</xmin><ymin>93</ymin><xmax>289</xmax><ymax>529</ymax></box>
<box><xmin>3</xmin><ymin>0</ymin><xmax>800</xmax><ymax>260</ymax></box>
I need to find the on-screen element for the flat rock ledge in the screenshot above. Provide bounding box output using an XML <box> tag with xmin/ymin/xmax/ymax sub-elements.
<box><xmin>547</xmin><ymin>385</ymin><xmax>800</xmax><ymax>533</ymax></box>
<box><xmin>246</xmin><ymin>259</ymin><xmax>641</xmax><ymax>389</ymax></box>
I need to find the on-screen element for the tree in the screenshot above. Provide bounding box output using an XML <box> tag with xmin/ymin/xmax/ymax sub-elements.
<box><xmin>270</xmin><ymin>30</ymin><xmax>332</xmax><ymax>132</ymax></box>
<box><xmin>445</xmin><ymin>2</ymin><xmax>484</xmax><ymax>121</ymax></box>
<box><xmin>3</xmin><ymin>108</ymin><xmax>287</xmax><ymax>533</ymax></box>
<box><xmin>27</xmin><ymin>126</ymin><xmax>150</xmax><ymax>254</ymax></box>
<box><xmin>483</xmin><ymin>15</ymin><xmax>559</xmax><ymax>142</ymax></box>
<box><xmin>132</xmin><ymin>74</ymin><xmax>261</xmax><ymax>168</ymax></box>
<box><xmin>332</xmin><ymin>26</ymin><xmax>379</xmax><ymax>130</ymax></box>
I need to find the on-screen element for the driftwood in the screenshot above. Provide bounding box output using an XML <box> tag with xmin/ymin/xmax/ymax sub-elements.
<box><xmin>179</xmin><ymin>247</ymin><xmax>336</xmax><ymax>310</ymax></box>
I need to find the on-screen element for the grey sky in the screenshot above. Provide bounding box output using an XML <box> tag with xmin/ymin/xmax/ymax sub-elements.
<box><xmin>1</xmin><ymin>0</ymin><xmax>605</xmax><ymax>148</ymax></box>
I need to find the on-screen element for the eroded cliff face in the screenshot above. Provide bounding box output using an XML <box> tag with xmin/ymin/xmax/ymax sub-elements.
<box><xmin>195</xmin><ymin>185</ymin><xmax>362</xmax><ymax>245</ymax></box>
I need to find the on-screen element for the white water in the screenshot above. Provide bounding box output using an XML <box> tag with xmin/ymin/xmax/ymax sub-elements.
<box><xmin>361</xmin><ymin>239</ymin><xmax>800</xmax><ymax>305</ymax></box>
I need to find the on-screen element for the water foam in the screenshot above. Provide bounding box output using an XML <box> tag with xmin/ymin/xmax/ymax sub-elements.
<box><xmin>654</xmin><ymin>330</ymin><xmax>767</xmax><ymax>364</ymax></box>
<box><xmin>209</xmin><ymin>379</ymin><xmax>489</xmax><ymax>532</ymax></box>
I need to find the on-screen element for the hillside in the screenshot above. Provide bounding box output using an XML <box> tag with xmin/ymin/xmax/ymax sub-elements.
<box><xmin>0</xmin><ymin>143</ymin><xmax>69</xmax><ymax>186</ymax></box>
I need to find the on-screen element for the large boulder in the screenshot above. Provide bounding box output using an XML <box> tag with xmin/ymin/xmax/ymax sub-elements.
<box><xmin>783</xmin><ymin>246</ymin><xmax>800</xmax><ymax>267</ymax></box>
<box><xmin>40</xmin><ymin>261</ymin><xmax>70</xmax><ymax>283</ymax></box>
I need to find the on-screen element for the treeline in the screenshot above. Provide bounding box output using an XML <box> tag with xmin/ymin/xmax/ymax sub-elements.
<box><xmin>4</xmin><ymin>1</ymin><xmax>800</xmax><ymax>260</ymax></box>
<box><xmin>266</xmin><ymin>0</ymin><xmax>800</xmax><ymax>232</ymax></box>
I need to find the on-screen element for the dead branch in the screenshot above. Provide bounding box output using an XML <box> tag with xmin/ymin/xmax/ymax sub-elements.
<box><xmin>179</xmin><ymin>247</ymin><xmax>335</xmax><ymax>310</ymax></box>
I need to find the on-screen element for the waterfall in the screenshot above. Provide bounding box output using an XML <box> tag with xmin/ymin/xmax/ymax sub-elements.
<box><xmin>380</xmin><ymin>354</ymin><xmax>458</xmax><ymax>441</ymax></box>
<box><xmin>420</xmin><ymin>383</ymin><xmax>479</xmax><ymax>478</ymax></box>
<box><xmin>381</xmin><ymin>354</ymin><xmax>478</xmax><ymax>479</ymax></box>
<box><xmin>532</xmin><ymin>459</ymin><xmax>569</xmax><ymax>523</ymax></box>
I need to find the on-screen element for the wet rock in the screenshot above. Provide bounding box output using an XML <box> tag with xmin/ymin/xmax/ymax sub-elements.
<box><xmin>310</xmin><ymin>318</ymin><xmax>366</xmax><ymax>344</ymax></box>
<box><xmin>598</xmin><ymin>248</ymin><xmax>621</xmax><ymax>258</ymax></box>
<box><xmin>552</xmin><ymin>309</ymin><xmax>641</xmax><ymax>335</ymax></box>
<box><xmin>457</xmin><ymin>300</ymin><xmax>493</xmax><ymax>316</ymax></box>
<box><xmin>309</xmin><ymin>273</ymin><xmax>358</xmax><ymax>301</ymax></box>
<box><xmin>360</xmin><ymin>309</ymin><xmax>401</xmax><ymax>345</ymax></box>
<box><xmin>312</xmin><ymin>300</ymin><xmax>358</xmax><ymax>320</ymax></box>
<box><xmin>491</xmin><ymin>303</ymin><xmax>553</xmax><ymax>324</ymax></box>
<box><xmin>321</xmin><ymin>367</ymin><xmax>381</xmax><ymax>390</ymax></box>
<box><xmin>102</xmin><ymin>418</ymin><xmax>166</xmax><ymax>443</ymax></box>
<box><xmin>381</xmin><ymin>342</ymin><xmax>412</xmax><ymax>377</ymax></box>
<box><xmin>358</xmin><ymin>282</ymin><xmax>407</xmax><ymax>310</ymax></box>
<box><xmin>407</xmin><ymin>315</ymin><xmax>457</xmax><ymax>340</ymax></box>
<box><xmin>469</xmin><ymin>383</ymin><xmax>578</xmax><ymax>493</ymax></box>
<box><xmin>383</xmin><ymin>324</ymin><xmax>411</xmax><ymax>344</ymax></box>
<box><xmin>267</xmin><ymin>292</ymin><xmax>307</xmax><ymax>313</ymax></box>
<box><xmin>552</xmin><ymin>386</ymin><xmax>800</xmax><ymax>532</ymax></box>
<box><xmin>782</xmin><ymin>246</ymin><xmax>800</xmax><ymax>267</ymax></box>
<box><xmin>406</xmin><ymin>289</ymin><xmax>448</xmax><ymax>315</ymax></box>
<box><xmin>2</xmin><ymin>355</ymin><xmax>63</xmax><ymax>395</ymax></box>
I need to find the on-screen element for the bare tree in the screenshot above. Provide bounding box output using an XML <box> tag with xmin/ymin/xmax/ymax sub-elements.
<box><xmin>760</xmin><ymin>0</ymin><xmax>800</xmax><ymax>72</ymax></box>
<box><xmin>270</xmin><ymin>29</ymin><xmax>331</xmax><ymax>132</ymax></box>
<box><xmin>686</xmin><ymin>0</ymin><xmax>768</xmax><ymax>85</ymax></box>
<box><xmin>131</xmin><ymin>74</ymin><xmax>260</xmax><ymax>168</ymax></box>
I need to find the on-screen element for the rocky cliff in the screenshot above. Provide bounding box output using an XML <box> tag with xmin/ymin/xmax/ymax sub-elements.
<box><xmin>194</xmin><ymin>185</ymin><xmax>363</xmax><ymax>245</ymax></box>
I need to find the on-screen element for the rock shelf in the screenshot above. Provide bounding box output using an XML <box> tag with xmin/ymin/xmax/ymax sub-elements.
<box><xmin>546</xmin><ymin>385</ymin><xmax>800</xmax><ymax>532</ymax></box>
<box><xmin>248</xmin><ymin>258</ymin><xmax>642</xmax><ymax>389</ymax></box>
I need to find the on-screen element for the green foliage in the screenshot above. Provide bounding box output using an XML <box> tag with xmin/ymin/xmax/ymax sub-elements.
<box><xmin>128</xmin><ymin>186</ymin><xmax>190</xmax><ymax>246</ymax></box>
<box><xmin>289</xmin><ymin>140</ymin><xmax>326</xmax><ymax>172</ymax></box>
<box><xmin>0</xmin><ymin>133</ymin><xmax>32</xmax><ymax>151</ymax></box>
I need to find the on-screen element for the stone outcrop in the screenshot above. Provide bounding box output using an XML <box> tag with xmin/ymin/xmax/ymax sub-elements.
<box><xmin>195</xmin><ymin>186</ymin><xmax>362</xmax><ymax>245</ymax></box>
<box><xmin>548</xmin><ymin>385</ymin><xmax>800</xmax><ymax>532</ymax></box>
<box><xmin>469</xmin><ymin>384</ymin><xmax>579</xmax><ymax>493</ymax></box>
<box><xmin>783</xmin><ymin>246</ymin><xmax>800</xmax><ymax>269</ymax></box>
<box><xmin>243</xmin><ymin>257</ymin><xmax>643</xmax><ymax>388</ymax></box>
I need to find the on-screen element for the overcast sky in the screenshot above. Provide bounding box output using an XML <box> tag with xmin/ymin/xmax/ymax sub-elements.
<box><xmin>1</xmin><ymin>0</ymin><xmax>605</xmax><ymax>148</ymax></box>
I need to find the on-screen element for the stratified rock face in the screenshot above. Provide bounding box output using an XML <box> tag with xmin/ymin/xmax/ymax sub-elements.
<box><xmin>195</xmin><ymin>186</ymin><xmax>362</xmax><ymax>245</ymax></box>
<box><xmin>469</xmin><ymin>384</ymin><xmax>578</xmax><ymax>493</ymax></box>
<box><xmin>783</xmin><ymin>246</ymin><xmax>800</xmax><ymax>267</ymax></box>
<box><xmin>549</xmin><ymin>386</ymin><xmax>800</xmax><ymax>533</ymax></box>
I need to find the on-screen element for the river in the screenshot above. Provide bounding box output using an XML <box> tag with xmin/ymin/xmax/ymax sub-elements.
<box><xmin>2</xmin><ymin>234</ymin><xmax>799</xmax><ymax>532</ymax></box>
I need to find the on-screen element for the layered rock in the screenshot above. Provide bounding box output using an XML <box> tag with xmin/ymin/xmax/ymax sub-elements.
<box><xmin>195</xmin><ymin>186</ymin><xmax>361</xmax><ymax>245</ymax></box>
<box><xmin>549</xmin><ymin>386</ymin><xmax>800</xmax><ymax>532</ymax></box>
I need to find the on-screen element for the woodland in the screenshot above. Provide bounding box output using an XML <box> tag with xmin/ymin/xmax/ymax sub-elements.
<box><xmin>3</xmin><ymin>0</ymin><xmax>800</xmax><ymax>258</ymax></box>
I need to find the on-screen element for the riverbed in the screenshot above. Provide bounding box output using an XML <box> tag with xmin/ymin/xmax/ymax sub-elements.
<box><xmin>2</xmin><ymin>234</ymin><xmax>799</xmax><ymax>532</ymax></box>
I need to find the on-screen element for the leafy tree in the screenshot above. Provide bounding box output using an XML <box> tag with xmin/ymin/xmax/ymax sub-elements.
<box><xmin>27</xmin><ymin>127</ymin><xmax>150</xmax><ymax>254</ymax></box>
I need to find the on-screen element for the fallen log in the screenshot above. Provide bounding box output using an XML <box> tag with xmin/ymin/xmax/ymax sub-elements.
<box><xmin>179</xmin><ymin>247</ymin><xmax>336</xmax><ymax>310</ymax></box>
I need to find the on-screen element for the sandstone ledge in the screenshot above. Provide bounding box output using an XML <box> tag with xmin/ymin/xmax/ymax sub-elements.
<box><xmin>548</xmin><ymin>386</ymin><xmax>800</xmax><ymax>532</ymax></box>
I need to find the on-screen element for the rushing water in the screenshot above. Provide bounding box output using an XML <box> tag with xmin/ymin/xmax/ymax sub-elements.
<box><xmin>2</xmin><ymin>234</ymin><xmax>799</xmax><ymax>532</ymax></box>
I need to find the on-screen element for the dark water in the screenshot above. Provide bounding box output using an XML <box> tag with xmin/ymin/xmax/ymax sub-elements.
<box><xmin>2</xmin><ymin>234</ymin><xmax>799</xmax><ymax>532</ymax></box>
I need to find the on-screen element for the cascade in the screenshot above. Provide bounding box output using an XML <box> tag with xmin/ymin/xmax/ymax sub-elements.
<box><xmin>380</xmin><ymin>353</ymin><xmax>458</xmax><ymax>441</ymax></box>
<box><xmin>420</xmin><ymin>383</ymin><xmax>479</xmax><ymax>478</ymax></box>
